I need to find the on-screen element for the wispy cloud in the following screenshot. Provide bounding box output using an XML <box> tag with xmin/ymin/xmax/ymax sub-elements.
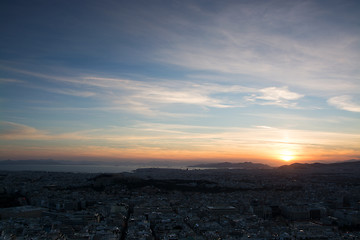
<box><xmin>3</xmin><ymin>120</ymin><xmax>359</xmax><ymax>149</ymax></box>
<box><xmin>244</xmin><ymin>87</ymin><xmax>303</xmax><ymax>108</ymax></box>
<box><xmin>3</xmin><ymin>66</ymin><xmax>306</xmax><ymax>117</ymax></box>
<box><xmin>1</xmin><ymin>121</ymin><xmax>359</xmax><ymax>162</ymax></box>
<box><xmin>150</xmin><ymin>2</ymin><xmax>360</xmax><ymax>95</ymax></box>
<box><xmin>328</xmin><ymin>95</ymin><xmax>360</xmax><ymax>113</ymax></box>
<box><xmin>81</xmin><ymin>76</ymin><xmax>248</xmax><ymax>109</ymax></box>
<box><xmin>0</xmin><ymin>122</ymin><xmax>48</xmax><ymax>140</ymax></box>
<box><xmin>38</xmin><ymin>86</ymin><xmax>96</xmax><ymax>97</ymax></box>
<box><xmin>0</xmin><ymin>68</ymin><xmax>96</xmax><ymax>98</ymax></box>
<box><xmin>257</xmin><ymin>87</ymin><xmax>303</xmax><ymax>101</ymax></box>
<box><xmin>0</xmin><ymin>78</ymin><xmax>26</xmax><ymax>84</ymax></box>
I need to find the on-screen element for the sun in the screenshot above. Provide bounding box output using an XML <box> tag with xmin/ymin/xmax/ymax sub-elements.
<box><xmin>281</xmin><ymin>155</ymin><xmax>293</xmax><ymax>161</ymax></box>
<box><xmin>280</xmin><ymin>150</ymin><xmax>295</xmax><ymax>162</ymax></box>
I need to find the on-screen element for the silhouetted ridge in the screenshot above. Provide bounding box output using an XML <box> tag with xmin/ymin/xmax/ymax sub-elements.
<box><xmin>188</xmin><ymin>161</ymin><xmax>272</xmax><ymax>169</ymax></box>
<box><xmin>278</xmin><ymin>161</ymin><xmax>360</xmax><ymax>173</ymax></box>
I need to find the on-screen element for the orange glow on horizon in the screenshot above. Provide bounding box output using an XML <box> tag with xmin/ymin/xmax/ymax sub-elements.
<box><xmin>1</xmin><ymin>140</ymin><xmax>358</xmax><ymax>166</ymax></box>
<box><xmin>279</xmin><ymin>150</ymin><xmax>295</xmax><ymax>162</ymax></box>
<box><xmin>281</xmin><ymin>155</ymin><xmax>293</xmax><ymax>162</ymax></box>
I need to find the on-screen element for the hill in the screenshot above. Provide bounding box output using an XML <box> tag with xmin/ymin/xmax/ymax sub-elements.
<box><xmin>277</xmin><ymin>161</ymin><xmax>360</xmax><ymax>173</ymax></box>
<box><xmin>188</xmin><ymin>161</ymin><xmax>273</xmax><ymax>169</ymax></box>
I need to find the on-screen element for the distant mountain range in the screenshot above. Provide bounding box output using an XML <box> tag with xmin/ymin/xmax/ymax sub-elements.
<box><xmin>189</xmin><ymin>160</ymin><xmax>360</xmax><ymax>172</ymax></box>
<box><xmin>1</xmin><ymin>159</ymin><xmax>360</xmax><ymax>173</ymax></box>
<box><xmin>188</xmin><ymin>162</ymin><xmax>273</xmax><ymax>169</ymax></box>
<box><xmin>277</xmin><ymin>160</ymin><xmax>360</xmax><ymax>172</ymax></box>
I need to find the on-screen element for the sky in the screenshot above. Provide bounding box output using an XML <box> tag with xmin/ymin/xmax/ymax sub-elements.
<box><xmin>0</xmin><ymin>0</ymin><xmax>359</xmax><ymax>166</ymax></box>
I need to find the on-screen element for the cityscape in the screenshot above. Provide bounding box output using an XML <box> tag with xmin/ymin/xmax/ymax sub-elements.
<box><xmin>1</xmin><ymin>161</ymin><xmax>360</xmax><ymax>239</ymax></box>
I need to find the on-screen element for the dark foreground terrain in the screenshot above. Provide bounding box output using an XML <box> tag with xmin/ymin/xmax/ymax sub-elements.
<box><xmin>0</xmin><ymin>162</ymin><xmax>360</xmax><ymax>239</ymax></box>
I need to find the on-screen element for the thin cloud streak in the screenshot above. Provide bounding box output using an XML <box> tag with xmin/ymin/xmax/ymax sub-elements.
<box><xmin>244</xmin><ymin>86</ymin><xmax>303</xmax><ymax>108</ymax></box>
<box><xmin>2</xmin><ymin>121</ymin><xmax>359</xmax><ymax>153</ymax></box>
<box><xmin>328</xmin><ymin>95</ymin><xmax>360</xmax><ymax>113</ymax></box>
<box><xmin>151</xmin><ymin>2</ymin><xmax>360</xmax><ymax>95</ymax></box>
<box><xmin>0</xmin><ymin>78</ymin><xmax>26</xmax><ymax>84</ymax></box>
<box><xmin>2</xmin><ymin>67</ymin><xmax>306</xmax><ymax>117</ymax></box>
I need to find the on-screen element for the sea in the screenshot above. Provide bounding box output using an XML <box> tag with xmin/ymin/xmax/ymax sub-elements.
<box><xmin>0</xmin><ymin>163</ymin><xmax>199</xmax><ymax>173</ymax></box>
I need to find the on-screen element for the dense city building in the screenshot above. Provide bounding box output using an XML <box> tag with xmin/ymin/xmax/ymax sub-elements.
<box><xmin>0</xmin><ymin>166</ymin><xmax>360</xmax><ymax>239</ymax></box>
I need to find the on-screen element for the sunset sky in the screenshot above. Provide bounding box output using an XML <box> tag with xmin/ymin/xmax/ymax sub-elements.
<box><xmin>1</xmin><ymin>0</ymin><xmax>359</xmax><ymax>166</ymax></box>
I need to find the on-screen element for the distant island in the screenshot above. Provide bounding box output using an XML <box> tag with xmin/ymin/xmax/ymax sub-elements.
<box><xmin>188</xmin><ymin>162</ymin><xmax>273</xmax><ymax>169</ymax></box>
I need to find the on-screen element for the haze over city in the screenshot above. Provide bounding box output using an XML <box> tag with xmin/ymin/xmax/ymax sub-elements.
<box><xmin>1</xmin><ymin>0</ymin><xmax>360</xmax><ymax>166</ymax></box>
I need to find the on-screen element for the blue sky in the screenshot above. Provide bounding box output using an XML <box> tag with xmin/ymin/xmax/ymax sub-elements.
<box><xmin>1</xmin><ymin>0</ymin><xmax>359</xmax><ymax>165</ymax></box>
